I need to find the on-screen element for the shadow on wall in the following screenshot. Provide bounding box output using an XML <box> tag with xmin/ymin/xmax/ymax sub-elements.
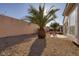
<box><xmin>0</xmin><ymin>33</ymin><xmax>36</xmax><ymax>53</ymax></box>
<box><xmin>28</xmin><ymin>38</ymin><xmax>46</xmax><ymax>56</ymax></box>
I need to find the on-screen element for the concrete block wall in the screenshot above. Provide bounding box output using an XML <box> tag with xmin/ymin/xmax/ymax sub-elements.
<box><xmin>0</xmin><ymin>15</ymin><xmax>38</xmax><ymax>37</ymax></box>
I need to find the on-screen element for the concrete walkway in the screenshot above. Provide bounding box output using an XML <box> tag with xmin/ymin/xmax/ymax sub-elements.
<box><xmin>50</xmin><ymin>34</ymin><xmax>67</xmax><ymax>39</ymax></box>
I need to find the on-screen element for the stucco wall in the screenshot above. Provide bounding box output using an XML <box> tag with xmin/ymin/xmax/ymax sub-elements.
<box><xmin>63</xmin><ymin>4</ymin><xmax>79</xmax><ymax>44</ymax></box>
<box><xmin>75</xmin><ymin>4</ymin><xmax>79</xmax><ymax>44</ymax></box>
<box><xmin>0</xmin><ymin>15</ymin><xmax>38</xmax><ymax>37</ymax></box>
<box><xmin>63</xmin><ymin>16</ymin><xmax>68</xmax><ymax>35</ymax></box>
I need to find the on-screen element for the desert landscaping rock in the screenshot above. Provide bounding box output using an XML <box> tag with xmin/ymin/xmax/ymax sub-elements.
<box><xmin>0</xmin><ymin>34</ymin><xmax>79</xmax><ymax>56</ymax></box>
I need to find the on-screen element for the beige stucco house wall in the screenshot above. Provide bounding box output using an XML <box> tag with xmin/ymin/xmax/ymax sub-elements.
<box><xmin>63</xmin><ymin>3</ymin><xmax>79</xmax><ymax>44</ymax></box>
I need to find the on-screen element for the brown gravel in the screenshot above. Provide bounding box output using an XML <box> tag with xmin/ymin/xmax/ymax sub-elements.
<box><xmin>0</xmin><ymin>34</ymin><xmax>79</xmax><ymax>56</ymax></box>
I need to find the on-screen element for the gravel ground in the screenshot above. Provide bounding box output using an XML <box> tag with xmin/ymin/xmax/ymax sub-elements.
<box><xmin>0</xmin><ymin>34</ymin><xmax>79</xmax><ymax>56</ymax></box>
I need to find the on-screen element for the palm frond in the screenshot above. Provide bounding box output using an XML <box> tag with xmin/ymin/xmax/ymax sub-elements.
<box><xmin>25</xmin><ymin>4</ymin><xmax>59</xmax><ymax>28</ymax></box>
<box><xmin>46</xmin><ymin>9</ymin><xmax>59</xmax><ymax>19</ymax></box>
<box><xmin>46</xmin><ymin>14</ymin><xmax>57</xmax><ymax>23</ymax></box>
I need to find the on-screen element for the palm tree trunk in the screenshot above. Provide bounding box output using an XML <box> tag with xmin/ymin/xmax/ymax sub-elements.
<box><xmin>38</xmin><ymin>27</ymin><xmax>46</xmax><ymax>39</ymax></box>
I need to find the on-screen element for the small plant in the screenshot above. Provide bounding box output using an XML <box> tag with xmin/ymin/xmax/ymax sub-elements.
<box><xmin>50</xmin><ymin>22</ymin><xmax>60</xmax><ymax>36</ymax></box>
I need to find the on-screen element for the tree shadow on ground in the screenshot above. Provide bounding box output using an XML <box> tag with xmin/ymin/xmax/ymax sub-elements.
<box><xmin>0</xmin><ymin>33</ymin><xmax>36</xmax><ymax>53</ymax></box>
<box><xmin>28</xmin><ymin>38</ymin><xmax>46</xmax><ymax>56</ymax></box>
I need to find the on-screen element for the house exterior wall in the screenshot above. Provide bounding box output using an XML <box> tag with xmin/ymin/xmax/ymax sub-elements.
<box><xmin>63</xmin><ymin>3</ymin><xmax>79</xmax><ymax>44</ymax></box>
<box><xmin>63</xmin><ymin>16</ymin><xmax>68</xmax><ymax>35</ymax></box>
<box><xmin>68</xmin><ymin>6</ymin><xmax>77</xmax><ymax>36</ymax></box>
<box><xmin>75</xmin><ymin>4</ymin><xmax>79</xmax><ymax>44</ymax></box>
<box><xmin>67</xmin><ymin>6</ymin><xmax>78</xmax><ymax>44</ymax></box>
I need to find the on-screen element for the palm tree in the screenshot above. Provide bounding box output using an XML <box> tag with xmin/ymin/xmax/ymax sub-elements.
<box><xmin>26</xmin><ymin>4</ymin><xmax>59</xmax><ymax>39</ymax></box>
